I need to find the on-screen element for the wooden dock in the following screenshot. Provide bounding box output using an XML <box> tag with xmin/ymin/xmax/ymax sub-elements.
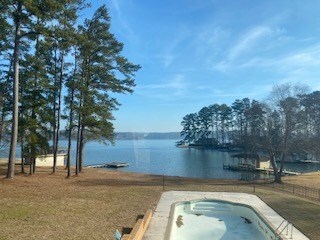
<box><xmin>105</xmin><ymin>162</ymin><xmax>129</xmax><ymax>168</ymax></box>
<box><xmin>86</xmin><ymin>162</ymin><xmax>129</xmax><ymax>169</ymax></box>
<box><xmin>223</xmin><ymin>164</ymin><xmax>301</xmax><ymax>176</ymax></box>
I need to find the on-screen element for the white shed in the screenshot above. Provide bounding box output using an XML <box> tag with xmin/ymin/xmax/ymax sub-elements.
<box><xmin>25</xmin><ymin>149</ymin><xmax>67</xmax><ymax>167</ymax></box>
<box><xmin>35</xmin><ymin>153</ymin><xmax>66</xmax><ymax>167</ymax></box>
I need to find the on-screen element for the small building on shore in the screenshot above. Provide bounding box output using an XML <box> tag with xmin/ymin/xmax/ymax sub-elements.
<box><xmin>34</xmin><ymin>153</ymin><xmax>66</xmax><ymax>167</ymax></box>
<box><xmin>229</xmin><ymin>153</ymin><xmax>270</xmax><ymax>169</ymax></box>
<box><xmin>24</xmin><ymin>148</ymin><xmax>67</xmax><ymax>167</ymax></box>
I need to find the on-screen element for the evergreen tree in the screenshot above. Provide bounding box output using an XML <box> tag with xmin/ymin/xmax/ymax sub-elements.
<box><xmin>197</xmin><ymin>107</ymin><xmax>212</xmax><ymax>144</ymax></box>
<box><xmin>208</xmin><ymin>104</ymin><xmax>220</xmax><ymax>145</ymax></box>
<box><xmin>0</xmin><ymin>13</ymin><xmax>11</xmax><ymax>149</ymax></box>
<box><xmin>73</xmin><ymin>5</ymin><xmax>140</xmax><ymax>173</ymax></box>
<box><xmin>299</xmin><ymin>91</ymin><xmax>320</xmax><ymax>141</ymax></box>
<box><xmin>181</xmin><ymin>113</ymin><xmax>198</xmax><ymax>144</ymax></box>
<box><xmin>244</xmin><ymin>100</ymin><xmax>265</xmax><ymax>151</ymax></box>
<box><xmin>19</xmin><ymin>37</ymin><xmax>52</xmax><ymax>175</ymax></box>
<box><xmin>3</xmin><ymin>0</ymin><xmax>85</xmax><ymax>178</ymax></box>
<box><xmin>179</xmin><ymin>83</ymin><xmax>316</xmax><ymax>183</ymax></box>
<box><xmin>64</xmin><ymin>45</ymin><xmax>79</xmax><ymax>177</ymax></box>
<box><xmin>218</xmin><ymin>104</ymin><xmax>232</xmax><ymax>145</ymax></box>
<box><xmin>231</xmin><ymin>98</ymin><xmax>250</xmax><ymax>146</ymax></box>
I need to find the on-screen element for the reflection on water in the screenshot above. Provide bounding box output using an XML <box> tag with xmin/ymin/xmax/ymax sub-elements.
<box><xmin>1</xmin><ymin>139</ymin><xmax>319</xmax><ymax>179</ymax></box>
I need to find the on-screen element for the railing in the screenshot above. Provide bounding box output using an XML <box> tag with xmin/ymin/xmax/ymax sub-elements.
<box><xmin>262</xmin><ymin>181</ymin><xmax>320</xmax><ymax>201</ymax></box>
<box><xmin>274</xmin><ymin>220</ymin><xmax>293</xmax><ymax>239</ymax></box>
<box><xmin>159</xmin><ymin>174</ymin><xmax>320</xmax><ymax>201</ymax></box>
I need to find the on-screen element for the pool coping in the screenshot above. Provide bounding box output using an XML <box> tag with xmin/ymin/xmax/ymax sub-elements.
<box><xmin>143</xmin><ymin>191</ymin><xmax>309</xmax><ymax>240</ymax></box>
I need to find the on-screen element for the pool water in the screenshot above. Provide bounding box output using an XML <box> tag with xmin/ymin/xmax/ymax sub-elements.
<box><xmin>169</xmin><ymin>200</ymin><xmax>275</xmax><ymax>240</ymax></box>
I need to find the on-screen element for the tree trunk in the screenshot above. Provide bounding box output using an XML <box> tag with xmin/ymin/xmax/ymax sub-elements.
<box><xmin>52</xmin><ymin>47</ymin><xmax>58</xmax><ymax>173</ymax></box>
<box><xmin>29</xmin><ymin>145</ymin><xmax>36</xmax><ymax>175</ymax></box>
<box><xmin>274</xmin><ymin>171</ymin><xmax>281</xmax><ymax>183</ymax></box>
<box><xmin>66</xmin><ymin>91</ymin><xmax>74</xmax><ymax>177</ymax></box>
<box><xmin>215</xmin><ymin>115</ymin><xmax>219</xmax><ymax>144</ymax></box>
<box><xmin>0</xmin><ymin>59</ymin><xmax>12</xmax><ymax>146</ymax></box>
<box><xmin>19</xmin><ymin>73</ymin><xmax>25</xmax><ymax>174</ymax></box>
<box><xmin>0</xmin><ymin>106</ymin><xmax>5</xmax><ymax>146</ymax></box>
<box><xmin>7</xmin><ymin>3</ymin><xmax>22</xmax><ymax>179</ymax></box>
<box><xmin>75</xmin><ymin>118</ymin><xmax>81</xmax><ymax>175</ymax></box>
<box><xmin>269</xmin><ymin>150</ymin><xmax>282</xmax><ymax>183</ymax></box>
<box><xmin>211</xmin><ymin>116</ymin><xmax>215</xmax><ymax>145</ymax></box>
<box><xmin>66</xmin><ymin>50</ymin><xmax>77</xmax><ymax>178</ymax></box>
<box><xmin>79</xmin><ymin>124</ymin><xmax>85</xmax><ymax>172</ymax></box>
<box><xmin>29</xmin><ymin>92</ymin><xmax>37</xmax><ymax>175</ymax></box>
<box><xmin>53</xmin><ymin>52</ymin><xmax>64</xmax><ymax>173</ymax></box>
<box><xmin>66</xmin><ymin>126</ymin><xmax>72</xmax><ymax>177</ymax></box>
<box><xmin>29</xmin><ymin>154</ymin><xmax>33</xmax><ymax>175</ymax></box>
<box><xmin>20</xmin><ymin>134</ymin><xmax>25</xmax><ymax>174</ymax></box>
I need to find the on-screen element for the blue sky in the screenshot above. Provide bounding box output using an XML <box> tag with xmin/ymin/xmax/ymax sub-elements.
<box><xmin>85</xmin><ymin>0</ymin><xmax>320</xmax><ymax>132</ymax></box>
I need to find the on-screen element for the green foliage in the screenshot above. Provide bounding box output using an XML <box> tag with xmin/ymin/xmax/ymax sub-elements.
<box><xmin>181</xmin><ymin>113</ymin><xmax>199</xmax><ymax>144</ymax></box>
<box><xmin>180</xmin><ymin>86</ymin><xmax>320</xmax><ymax>159</ymax></box>
<box><xmin>19</xmin><ymin>38</ymin><xmax>52</xmax><ymax>158</ymax></box>
<box><xmin>73</xmin><ymin>5</ymin><xmax>140</xmax><ymax>144</ymax></box>
<box><xmin>1</xmin><ymin>1</ymin><xmax>138</xmax><ymax>176</ymax></box>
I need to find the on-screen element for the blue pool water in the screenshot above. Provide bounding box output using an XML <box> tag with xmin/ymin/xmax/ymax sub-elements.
<box><xmin>169</xmin><ymin>200</ymin><xmax>274</xmax><ymax>240</ymax></box>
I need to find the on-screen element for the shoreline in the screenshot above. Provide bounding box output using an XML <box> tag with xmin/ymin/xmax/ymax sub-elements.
<box><xmin>1</xmin><ymin>159</ymin><xmax>320</xmax><ymax>184</ymax></box>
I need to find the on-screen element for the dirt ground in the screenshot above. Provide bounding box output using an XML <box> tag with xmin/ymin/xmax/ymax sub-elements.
<box><xmin>0</xmin><ymin>165</ymin><xmax>320</xmax><ymax>239</ymax></box>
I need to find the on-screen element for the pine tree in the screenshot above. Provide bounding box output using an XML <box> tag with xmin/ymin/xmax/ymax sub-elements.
<box><xmin>72</xmin><ymin>5</ymin><xmax>140</xmax><ymax>173</ymax></box>
<box><xmin>0</xmin><ymin>10</ymin><xmax>11</xmax><ymax>150</ymax></box>
<box><xmin>19</xmin><ymin>36</ymin><xmax>53</xmax><ymax>175</ymax></box>
<box><xmin>3</xmin><ymin>0</ymin><xmax>86</xmax><ymax>178</ymax></box>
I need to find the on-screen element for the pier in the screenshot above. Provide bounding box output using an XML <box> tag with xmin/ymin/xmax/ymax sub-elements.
<box><xmin>87</xmin><ymin>162</ymin><xmax>129</xmax><ymax>168</ymax></box>
<box><xmin>223</xmin><ymin>164</ymin><xmax>301</xmax><ymax>176</ymax></box>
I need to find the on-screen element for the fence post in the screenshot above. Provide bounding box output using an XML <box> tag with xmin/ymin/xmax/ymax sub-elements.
<box><xmin>304</xmin><ymin>187</ymin><xmax>307</xmax><ymax>197</ymax></box>
<box><xmin>318</xmin><ymin>189</ymin><xmax>320</xmax><ymax>201</ymax></box>
<box><xmin>162</xmin><ymin>174</ymin><xmax>165</xmax><ymax>191</ymax></box>
<box><xmin>293</xmin><ymin>184</ymin><xmax>295</xmax><ymax>194</ymax></box>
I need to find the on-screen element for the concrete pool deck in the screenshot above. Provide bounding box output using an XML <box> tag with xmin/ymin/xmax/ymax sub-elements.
<box><xmin>143</xmin><ymin>191</ymin><xmax>309</xmax><ymax>240</ymax></box>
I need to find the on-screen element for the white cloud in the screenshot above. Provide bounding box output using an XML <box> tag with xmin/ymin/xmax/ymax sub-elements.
<box><xmin>223</xmin><ymin>43</ymin><xmax>320</xmax><ymax>91</ymax></box>
<box><xmin>162</xmin><ymin>54</ymin><xmax>174</xmax><ymax>68</ymax></box>
<box><xmin>238</xmin><ymin>43</ymin><xmax>320</xmax><ymax>70</ymax></box>
<box><xmin>213</xmin><ymin>26</ymin><xmax>281</xmax><ymax>71</ymax></box>
<box><xmin>137</xmin><ymin>74</ymin><xmax>188</xmax><ymax>97</ymax></box>
<box><xmin>227</xmin><ymin>26</ymin><xmax>273</xmax><ymax>61</ymax></box>
<box><xmin>110</xmin><ymin>0</ymin><xmax>136</xmax><ymax>41</ymax></box>
<box><xmin>158</xmin><ymin>27</ymin><xmax>190</xmax><ymax>68</ymax></box>
<box><xmin>111</xmin><ymin>0</ymin><xmax>121</xmax><ymax>16</ymax></box>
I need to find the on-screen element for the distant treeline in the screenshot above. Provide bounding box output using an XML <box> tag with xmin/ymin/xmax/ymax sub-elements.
<box><xmin>59</xmin><ymin>131</ymin><xmax>181</xmax><ymax>140</ymax></box>
<box><xmin>116</xmin><ymin>132</ymin><xmax>181</xmax><ymax>140</ymax></box>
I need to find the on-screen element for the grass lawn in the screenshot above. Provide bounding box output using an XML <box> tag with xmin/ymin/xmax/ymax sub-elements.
<box><xmin>1</xmin><ymin>164</ymin><xmax>320</xmax><ymax>239</ymax></box>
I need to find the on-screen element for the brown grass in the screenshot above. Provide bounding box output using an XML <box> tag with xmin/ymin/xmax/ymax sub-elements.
<box><xmin>282</xmin><ymin>171</ymin><xmax>320</xmax><ymax>189</ymax></box>
<box><xmin>0</xmin><ymin>164</ymin><xmax>320</xmax><ymax>240</ymax></box>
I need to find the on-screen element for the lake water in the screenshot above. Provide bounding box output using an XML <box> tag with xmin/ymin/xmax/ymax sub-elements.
<box><xmin>72</xmin><ymin>139</ymin><xmax>244</xmax><ymax>179</ymax></box>
<box><xmin>1</xmin><ymin>139</ymin><xmax>319</xmax><ymax>179</ymax></box>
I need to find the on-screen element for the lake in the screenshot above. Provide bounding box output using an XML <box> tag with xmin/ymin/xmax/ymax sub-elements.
<box><xmin>1</xmin><ymin>139</ymin><xmax>319</xmax><ymax>179</ymax></box>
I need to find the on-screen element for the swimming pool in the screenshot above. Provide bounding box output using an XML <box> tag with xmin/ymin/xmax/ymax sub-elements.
<box><xmin>168</xmin><ymin>200</ymin><xmax>275</xmax><ymax>240</ymax></box>
<box><xmin>143</xmin><ymin>192</ymin><xmax>309</xmax><ymax>240</ymax></box>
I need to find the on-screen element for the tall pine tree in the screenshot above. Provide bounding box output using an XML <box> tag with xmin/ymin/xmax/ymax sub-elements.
<box><xmin>71</xmin><ymin>5</ymin><xmax>140</xmax><ymax>173</ymax></box>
